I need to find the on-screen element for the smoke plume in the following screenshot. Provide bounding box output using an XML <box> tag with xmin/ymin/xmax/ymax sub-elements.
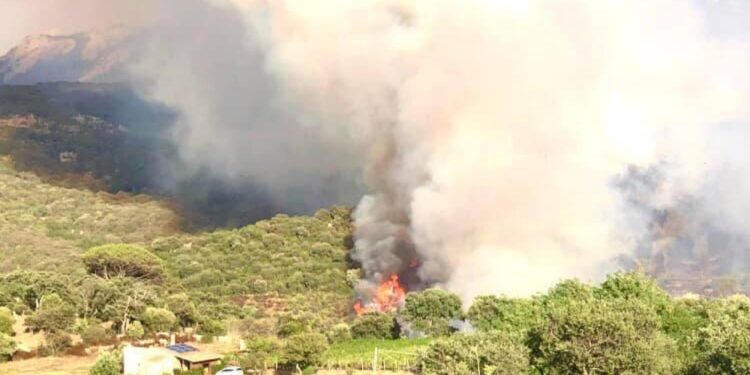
<box><xmin>251</xmin><ymin>0</ymin><xmax>750</xmax><ymax>302</ymax></box>
<box><xmin>21</xmin><ymin>0</ymin><xmax>750</xmax><ymax>301</ymax></box>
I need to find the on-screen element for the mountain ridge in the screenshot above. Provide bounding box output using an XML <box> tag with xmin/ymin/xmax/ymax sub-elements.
<box><xmin>0</xmin><ymin>28</ymin><xmax>140</xmax><ymax>85</ymax></box>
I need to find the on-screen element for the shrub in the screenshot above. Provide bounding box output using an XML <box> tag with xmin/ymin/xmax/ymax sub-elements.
<box><xmin>420</xmin><ymin>331</ymin><xmax>529</xmax><ymax>375</ymax></box>
<box><xmin>401</xmin><ymin>288</ymin><xmax>463</xmax><ymax>337</ymax></box>
<box><xmin>127</xmin><ymin>321</ymin><xmax>145</xmax><ymax>340</ymax></box>
<box><xmin>26</xmin><ymin>293</ymin><xmax>76</xmax><ymax>333</ymax></box>
<box><xmin>467</xmin><ymin>295</ymin><xmax>539</xmax><ymax>334</ymax></box>
<box><xmin>688</xmin><ymin>295</ymin><xmax>750</xmax><ymax>374</ymax></box>
<box><xmin>81</xmin><ymin>324</ymin><xmax>108</xmax><ymax>346</ymax></box>
<box><xmin>327</xmin><ymin>323</ymin><xmax>352</xmax><ymax>343</ymax></box>
<box><xmin>0</xmin><ymin>307</ymin><xmax>14</xmax><ymax>336</ymax></box>
<box><xmin>89</xmin><ymin>352</ymin><xmax>121</xmax><ymax>375</ymax></box>
<box><xmin>0</xmin><ymin>333</ymin><xmax>15</xmax><ymax>362</ymax></box>
<box><xmin>283</xmin><ymin>333</ymin><xmax>328</xmax><ymax>369</ymax></box>
<box><xmin>82</xmin><ymin>244</ymin><xmax>165</xmax><ymax>281</ymax></box>
<box><xmin>141</xmin><ymin>307</ymin><xmax>177</xmax><ymax>333</ymax></box>
<box><xmin>42</xmin><ymin>331</ymin><xmax>72</xmax><ymax>356</ymax></box>
<box><xmin>166</xmin><ymin>293</ymin><xmax>198</xmax><ymax>328</ymax></box>
<box><xmin>351</xmin><ymin>312</ymin><xmax>398</xmax><ymax>339</ymax></box>
<box><xmin>276</xmin><ymin>314</ymin><xmax>314</xmax><ymax>338</ymax></box>
<box><xmin>243</xmin><ymin>336</ymin><xmax>282</xmax><ymax>369</ymax></box>
<box><xmin>198</xmin><ymin>319</ymin><xmax>226</xmax><ymax>337</ymax></box>
<box><xmin>529</xmin><ymin>295</ymin><xmax>678</xmax><ymax>374</ymax></box>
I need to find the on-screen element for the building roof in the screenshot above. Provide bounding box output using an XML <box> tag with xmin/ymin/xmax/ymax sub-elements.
<box><xmin>173</xmin><ymin>351</ymin><xmax>222</xmax><ymax>364</ymax></box>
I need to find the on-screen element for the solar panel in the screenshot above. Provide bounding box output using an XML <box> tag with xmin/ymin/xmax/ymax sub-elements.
<box><xmin>167</xmin><ymin>344</ymin><xmax>198</xmax><ymax>353</ymax></box>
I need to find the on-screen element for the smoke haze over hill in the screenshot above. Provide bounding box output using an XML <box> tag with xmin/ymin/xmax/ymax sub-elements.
<box><xmin>5</xmin><ymin>0</ymin><xmax>750</xmax><ymax>301</ymax></box>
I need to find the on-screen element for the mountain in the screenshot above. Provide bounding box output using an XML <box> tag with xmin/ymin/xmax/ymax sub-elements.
<box><xmin>0</xmin><ymin>28</ymin><xmax>140</xmax><ymax>84</ymax></box>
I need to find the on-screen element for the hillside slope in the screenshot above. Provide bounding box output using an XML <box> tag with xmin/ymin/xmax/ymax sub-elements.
<box><xmin>0</xmin><ymin>159</ymin><xmax>178</xmax><ymax>273</ymax></box>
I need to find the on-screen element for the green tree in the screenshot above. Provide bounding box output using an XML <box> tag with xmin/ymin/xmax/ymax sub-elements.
<box><xmin>100</xmin><ymin>278</ymin><xmax>156</xmax><ymax>335</ymax></box>
<box><xmin>81</xmin><ymin>324</ymin><xmax>108</xmax><ymax>346</ymax></box>
<box><xmin>420</xmin><ymin>331</ymin><xmax>529</xmax><ymax>375</ymax></box>
<box><xmin>0</xmin><ymin>271</ymin><xmax>72</xmax><ymax>311</ymax></box>
<box><xmin>166</xmin><ymin>293</ymin><xmax>198</xmax><ymax>328</ymax></box>
<box><xmin>89</xmin><ymin>352</ymin><xmax>121</xmax><ymax>375</ymax></box>
<box><xmin>529</xmin><ymin>295</ymin><xmax>678</xmax><ymax>374</ymax></box>
<box><xmin>401</xmin><ymin>288</ymin><xmax>463</xmax><ymax>336</ymax></box>
<box><xmin>283</xmin><ymin>333</ymin><xmax>328</xmax><ymax>370</ymax></box>
<box><xmin>126</xmin><ymin>320</ymin><xmax>145</xmax><ymax>340</ymax></box>
<box><xmin>467</xmin><ymin>296</ymin><xmax>539</xmax><ymax>334</ymax></box>
<box><xmin>25</xmin><ymin>294</ymin><xmax>76</xmax><ymax>333</ymax></box>
<box><xmin>351</xmin><ymin>312</ymin><xmax>398</xmax><ymax>339</ymax></box>
<box><xmin>595</xmin><ymin>271</ymin><xmax>669</xmax><ymax>312</ymax></box>
<box><xmin>243</xmin><ymin>336</ymin><xmax>281</xmax><ymax>370</ymax></box>
<box><xmin>0</xmin><ymin>333</ymin><xmax>15</xmax><ymax>362</ymax></box>
<box><xmin>82</xmin><ymin>244</ymin><xmax>165</xmax><ymax>281</ymax></box>
<box><xmin>0</xmin><ymin>307</ymin><xmax>14</xmax><ymax>336</ymax></box>
<box><xmin>141</xmin><ymin>307</ymin><xmax>176</xmax><ymax>333</ymax></box>
<box><xmin>327</xmin><ymin>323</ymin><xmax>352</xmax><ymax>343</ymax></box>
<box><xmin>42</xmin><ymin>331</ymin><xmax>72</xmax><ymax>356</ymax></box>
<box><xmin>688</xmin><ymin>295</ymin><xmax>750</xmax><ymax>374</ymax></box>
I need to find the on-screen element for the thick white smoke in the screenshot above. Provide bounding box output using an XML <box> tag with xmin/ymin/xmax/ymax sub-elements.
<box><xmin>257</xmin><ymin>0</ymin><xmax>750</xmax><ymax>302</ymax></box>
<box><xmin>35</xmin><ymin>0</ymin><xmax>750</xmax><ymax>301</ymax></box>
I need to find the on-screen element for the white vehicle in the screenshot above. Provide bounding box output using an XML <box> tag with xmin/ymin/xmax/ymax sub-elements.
<box><xmin>215</xmin><ymin>366</ymin><xmax>244</xmax><ymax>375</ymax></box>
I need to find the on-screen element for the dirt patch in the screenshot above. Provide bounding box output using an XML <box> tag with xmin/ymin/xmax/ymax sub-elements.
<box><xmin>0</xmin><ymin>355</ymin><xmax>97</xmax><ymax>375</ymax></box>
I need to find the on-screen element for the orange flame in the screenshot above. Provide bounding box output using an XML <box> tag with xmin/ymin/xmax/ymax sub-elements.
<box><xmin>354</xmin><ymin>273</ymin><xmax>406</xmax><ymax>316</ymax></box>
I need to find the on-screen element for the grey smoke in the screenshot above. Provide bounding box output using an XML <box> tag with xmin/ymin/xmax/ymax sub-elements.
<box><xmin>10</xmin><ymin>0</ymin><xmax>750</xmax><ymax>301</ymax></box>
<box><xmin>127</xmin><ymin>0</ymin><xmax>364</xmax><ymax>219</ymax></box>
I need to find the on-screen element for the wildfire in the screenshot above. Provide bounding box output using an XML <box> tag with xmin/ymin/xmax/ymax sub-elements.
<box><xmin>354</xmin><ymin>274</ymin><xmax>407</xmax><ymax>316</ymax></box>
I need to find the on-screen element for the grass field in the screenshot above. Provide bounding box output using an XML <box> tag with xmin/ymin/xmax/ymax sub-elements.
<box><xmin>321</xmin><ymin>339</ymin><xmax>430</xmax><ymax>371</ymax></box>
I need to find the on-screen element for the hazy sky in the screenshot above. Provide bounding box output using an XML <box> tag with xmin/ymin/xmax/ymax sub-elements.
<box><xmin>1</xmin><ymin>0</ymin><xmax>747</xmax><ymax>54</ymax></box>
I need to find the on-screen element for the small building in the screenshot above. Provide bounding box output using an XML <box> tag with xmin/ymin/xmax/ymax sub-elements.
<box><xmin>123</xmin><ymin>344</ymin><xmax>222</xmax><ymax>375</ymax></box>
<box><xmin>123</xmin><ymin>346</ymin><xmax>176</xmax><ymax>375</ymax></box>
<box><xmin>174</xmin><ymin>350</ymin><xmax>223</xmax><ymax>373</ymax></box>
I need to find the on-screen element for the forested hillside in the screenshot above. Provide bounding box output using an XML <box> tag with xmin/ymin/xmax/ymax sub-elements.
<box><xmin>0</xmin><ymin>159</ymin><xmax>177</xmax><ymax>273</ymax></box>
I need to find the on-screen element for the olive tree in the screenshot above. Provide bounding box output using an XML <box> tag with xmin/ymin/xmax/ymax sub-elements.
<box><xmin>688</xmin><ymin>295</ymin><xmax>750</xmax><ymax>374</ymax></box>
<box><xmin>420</xmin><ymin>331</ymin><xmax>530</xmax><ymax>375</ymax></box>
<box><xmin>141</xmin><ymin>307</ymin><xmax>177</xmax><ymax>333</ymax></box>
<box><xmin>282</xmin><ymin>333</ymin><xmax>328</xmax><ymax>370</ymax></box>
<box><xmin>0</xmin><ymin>307</ymin><xmax>14</xmax><ymax>336</ymax></box>
<box><xmin>529</xmin><ymin>291</ymin><xmax>679</xmax><ymax>374</ymax></box>
<box><xmin>401</xmin><ymin>288</ymin><xmax>463</xmax><ymax>337</ymax></box>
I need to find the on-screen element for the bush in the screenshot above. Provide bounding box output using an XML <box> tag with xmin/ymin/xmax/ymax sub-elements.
<box><xmin>166</xmin><ymin>294</ymin><xmax>198</xmax><ymax>328</ymax></box>
<box><xmin>327</xmin><ymin>323</ymin><xmax>352</xmax><ymax>343</ymax></box>
<box><xmin>0</xmin><ymin>307</ymin><xmax>14</xmax><ymax>336</ymax></box>
<box><xmin>89</xmin><ymin>352</ymin><xmax>121</xmax><ymax>375</ymax></box>
<box><xmin>467</xmin><ymin>296</ymin><xmax>539</xmax><ymax>334</ymax></box>
<box><xmin>127</xmin><ymin>321</ymin><xmax>145</xmax><ymax>340</ymax></box>
<box><xmin>351</xmin><ymin>312</ymin><xmax>398</xmax><ymax>339</ymax></box>
<box><xmin>81</xmin><ymin>324</ymin><xmax>108</xmax><ymax>346</ymax></box>
<box><xmin>141</xmin><ymin>307</ymin><xmax>177</xmax><ymax>333</ymax></box>
<box><xmin>688</xmin><ymin>295</ymin><xmax>750</xmax><ymax>374</ymax></box>
<box><xmin>283</xmin><ymin>333</ymin><xmax>328</xmax><ymax>369</ymax></box>
<box><xmin>82</xmin><ymin>244</ymin><xmax>165</xmax><ymax>281</ymax></box>
<box><xmin>401</xmin><ymin>288</ymin><xmax>463</xmax><ymax>337</ymax></box>
<box><xmin>243</xmin><ymin>336</ymin><xmax>282</xmax><ymax>369</ymax></box>
<box><xmin>198</xmin><ymin>319</ymin><xmax>226</xmax><ymax>337</ymax></box>
<box><xmin>0</xmin><ymin>333</ymin><xmax>15</xmax><ymax>362</ymax></box>
<box><xmin>26</xmin><ymin>293</ymin><xmax>76</xmax><ymax>333</ymax></box>
<box><xmin>420</xmin><ymin>331</ymin><xmax>529</xmax><ymax>375</ymax></box>
<box><xmin>41</xmin><ymin>331</ymin><xmax>72</xmax><ymax>356</ymax></box>
<box><xmin>276</xmin><ymin>314</ymin><xmax>314</xmax><ymax>338</ymax></box>
<box><xmin>529</xmin><ymin>295</ymin><xmax>678</xmax><ymax>374</ymax></box>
